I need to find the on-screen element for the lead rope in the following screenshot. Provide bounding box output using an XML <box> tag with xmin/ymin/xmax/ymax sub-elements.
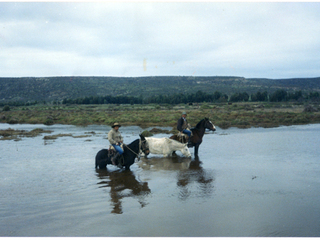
<box><xmin>123</xmin><ymin>139</ymin><xmax>142</xmax><ymax>160</ymax></box>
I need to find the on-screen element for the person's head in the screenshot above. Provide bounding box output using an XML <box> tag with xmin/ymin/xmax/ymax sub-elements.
<box><xmin>182</xmin><ymin>111</ymin><xmax>187</xmax><ymax>118</ymax></box>
<box><xmin>112</xmin><ymin>122</ymin><xmax>121</xmax><ymax>130</ymax></box>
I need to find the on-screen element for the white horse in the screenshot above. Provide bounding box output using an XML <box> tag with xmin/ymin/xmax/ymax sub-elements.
<box><xmin>142</xmin><ymin>137</ymin><xmax>191</xmax><ymax>157</ymax></box>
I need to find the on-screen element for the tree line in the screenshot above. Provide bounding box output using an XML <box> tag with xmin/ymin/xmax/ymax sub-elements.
<box><xmin>62</xmin><ymin>89</ymin><xmax>320</xmax><ymax>105</ymax></box>
<box><xmin>1</xmin><ymin>89</ymin><xmax>320</xmax><ymax>107</ymax></box>
<box><xmin>229</xmin><ymin>90</ymin><xmax>319</xmax><ymax>102</ymax></box>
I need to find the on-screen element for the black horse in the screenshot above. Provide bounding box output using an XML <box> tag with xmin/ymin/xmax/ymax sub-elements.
<box><xmin>170</xmin><ymin>118</ymin><xmax>216</xmax><ymax>156</ymax></box>
<box><xmin>95</xmin><ymin>134</ymin><xmax>149</xmax><ymax>170</ymax></box>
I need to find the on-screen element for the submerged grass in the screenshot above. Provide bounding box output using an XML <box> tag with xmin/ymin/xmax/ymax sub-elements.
<box><xmin>1</xmin><ymin>102</ymin><xmax>320</xmax><ymax>129</ymax></box>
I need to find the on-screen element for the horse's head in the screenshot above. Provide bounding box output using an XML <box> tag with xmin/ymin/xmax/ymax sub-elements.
<box><xmin>139</xmin><ymin>134</ymin><xmax>150</xmax><ymax>156</ymax></box>
<box><xmin>204</xmin><ymin>118</ymin><xmax>216</xmax><ymax>132</ymax></box>
<box><xmin>180</xmin><ymin>144</ymin><xmax>192</xmax><ymax>157</ymax></box>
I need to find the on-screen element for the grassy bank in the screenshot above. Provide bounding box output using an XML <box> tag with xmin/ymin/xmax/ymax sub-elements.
<box><xmin>1</xmin><ymin>102</ymin><xmax>320</xmax><ymax>129</ymax></box>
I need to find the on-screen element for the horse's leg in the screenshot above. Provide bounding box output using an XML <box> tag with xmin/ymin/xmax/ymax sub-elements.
<box><xmin>96</xmin><ymin>157</ymin><xmax>107</xmax><ymax>169</ymax></box>
<box><xmin>100</xmin><ymin>162</ymin><xmax>107</xmax><ymax>169</ymax></box>
<box><xmin>194</xmin><ymin>144</ymin><xmax>200</xmax><ymax>156</ymax></box>
<box><xmin>99</xmin><ymin>155</ymin><xmax>109</xmax><ymax>169</ymax></box>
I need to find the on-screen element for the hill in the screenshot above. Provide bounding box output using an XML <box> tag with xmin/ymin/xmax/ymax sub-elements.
<box><xmin>1</xmin><ymin>76</ymin><xmax>320</xmax><ymax>103</ymax></box>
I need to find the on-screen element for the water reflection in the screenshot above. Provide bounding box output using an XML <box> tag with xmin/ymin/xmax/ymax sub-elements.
<box><xmin>138</xmin><ymin>156</ymin><xmax>215</xmax><ymax>201</ymax></box>
<box><xmin>95</xmin><ymin>169</ymin><xmax>151</xmax><ymax>214</ymax></box>
<box><xmin>138</xmin><ymin>156</ymin><xmax>192</xmax><ymax>171</ymax></box>
<box><xmin>176</xmin><ymin>156</ymin><xmax>215</xmax><ymax>201</ymax></box>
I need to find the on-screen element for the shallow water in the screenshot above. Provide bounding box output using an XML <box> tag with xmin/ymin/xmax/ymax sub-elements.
<box><xmin>1</xmin><ymin>123</ymin><xmax>320</xmax><ymax>237</ymax></box>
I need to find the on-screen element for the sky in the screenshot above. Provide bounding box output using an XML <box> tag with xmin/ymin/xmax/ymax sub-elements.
<box><xmin>1</xmin><ymin>1</ymin><xmax>320</xmax><ymax>79</ymax></box>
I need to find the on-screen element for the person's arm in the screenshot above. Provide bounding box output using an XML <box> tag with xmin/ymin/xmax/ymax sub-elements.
<box><xmin>186</xmin><ymin>119</ymin><xmax>191</xmax><ymax>129</ymax></box>
<box><xmin>119</xmin><ymin>134</ymin><xmax>123</xmax><ymax>143</ymax></box>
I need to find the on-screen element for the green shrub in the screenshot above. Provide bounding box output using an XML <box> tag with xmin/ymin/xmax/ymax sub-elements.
<box><xmin>44</xmin><ymin>119</ymin><xmax>54</xmax><ymax>125</ymax></box>
<box><xmin>218</xmin><ymin>121</ymin><xmax>231</xmax><ymax>129</ymax></box>
<box><xmin>141</xmin><ymin>130</ymin><xmax>153</xmax><ymax>137</ymax></box>
<box><xmin>200</xmin><ymin>104</ymin><xmax>211</xmax><ymax>109</ymax></box>
<box><xmin>3</xmin><ymin>105</ymin><xmax>10</xmax><ymax>111</ymax></box>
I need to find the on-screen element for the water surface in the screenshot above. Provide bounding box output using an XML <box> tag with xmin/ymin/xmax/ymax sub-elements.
<box><xmin>1</xmin><ymin>123</ymin><xmax>320</xmax><ymax>237</ymax></box>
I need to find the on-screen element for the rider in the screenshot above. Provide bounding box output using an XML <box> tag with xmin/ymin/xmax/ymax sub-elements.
<box><xmin>177</xmin><ymin>111</ymin><xmax>192</xmax><ymax>146</ymax></box>
<box><xmin>108</xmin><ymin>122</ymin><xmax>124</xmax><ymax>165</ymax></box>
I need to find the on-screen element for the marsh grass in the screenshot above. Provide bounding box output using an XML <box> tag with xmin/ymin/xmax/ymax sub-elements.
<box><xmin>1</xmin><ymin>102</ymin><xmax>319</xmax><ymax>129</ymax></box>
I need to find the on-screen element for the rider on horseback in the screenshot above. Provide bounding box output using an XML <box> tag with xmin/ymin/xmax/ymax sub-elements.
<box><xmin>108</xmin><ymin>122</ymin><xmax>124</xmax><ymax>166</ymax></box>
<box><xmin>177</xmin><ymin>111</ymin><xmax>192</xmax><ymax>147</ymax></box>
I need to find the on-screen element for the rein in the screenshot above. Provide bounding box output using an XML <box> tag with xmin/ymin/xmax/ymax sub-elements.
<box><xmin>123</xmin><ymin>139</ymin><xmax>146</xmax><ymax>160</ymax></box>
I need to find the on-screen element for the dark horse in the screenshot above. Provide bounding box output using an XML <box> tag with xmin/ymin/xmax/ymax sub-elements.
<box><xmin>95</xmin><ymin>134</ymin><xmax>149</xmax><ymax>170</ymax></box>
<box><xmin>170</xmin><ymin>118</ymin><xmax>216</xmax><ymax>156</ymax></box>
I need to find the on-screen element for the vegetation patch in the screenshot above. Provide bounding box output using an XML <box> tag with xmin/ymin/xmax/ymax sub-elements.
<box><xmin>43</xmin><ymin>133</ymin><xmax>92</xmax><ymax>140</ymax></box>
<box><xmin>149</xmin><ymin>128</ymin><xmax>173</xmax><ymax>134</ymax></box>
<box><xmin>43</xmin><ymin>134</ymin><xmax>73</xmax><ymax>140</ymax></box>
<box><xmin>0</xmin><ymin>128</ymin><xmax>53</xmax><ymax>141</ymax></box>
<box><xmin>140</xmin><ymin>130</ymin><xmax>153</xmax><ymax>137</ymax></box>
<box><xmin>1</xmin><ymin>102</ymin><xmax>320</xmax><ymax>129</ymax></box>
<box><xmin>72</xmin><ymin>135</ymin><xmax>92</xmax><ymax>138</ymax></box>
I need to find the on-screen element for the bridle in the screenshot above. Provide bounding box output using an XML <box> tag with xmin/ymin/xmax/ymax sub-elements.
<box><xmin>193</xmin><ymin>119</ymin><xmax>215</xmax><ymax>133</ymax></box>
<box><xmin>139</xmin><ymin>139</ymin><xmax>149</xmax><ymax>157</ymax></box>
<box><xmin>203</xmin><ymin>119</ymin><xmax>215</xmax><ymax>131</ymax></box>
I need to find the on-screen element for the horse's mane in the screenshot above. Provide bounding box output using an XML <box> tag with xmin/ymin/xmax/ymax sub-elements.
<box><xmin>194</xmin><ymin>118</ymin><xmax>207</xmax><ymax>129</ymax></box>
<box><xmin>126</xmin><ymin>139</ymin><xmax>139</xmax><ymax>149</ymax></box>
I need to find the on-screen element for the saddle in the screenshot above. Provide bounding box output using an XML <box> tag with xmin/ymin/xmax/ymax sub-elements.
<box><xmin>177</xmin><ymin>129</ymin><xmax>193</xmax><ymax>144</ymax></box>
<box><xmin>108</xmin><ymin>144</ymin><xmax>124</xmax><ymax>152</ymax></box>
<box><xmin>176</xmin><ymin>129</ymin><xmax>194</xmax><ymax>148</ymax></box>
<box><xmin>177</xmin><ymin>132</ymin><xmax>188</xmax><ymax>143</ymax></box>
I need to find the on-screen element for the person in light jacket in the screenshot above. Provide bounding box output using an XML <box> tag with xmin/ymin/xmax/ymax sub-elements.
<box><xmin>177</xmin><ymin>111</ymin><xmax>192</xmax><ymax>146</ymax></box>
<box><xmin>108</xmin><ymin>122</ymin><xmax>124</xmax><ymax>165</ymax></box>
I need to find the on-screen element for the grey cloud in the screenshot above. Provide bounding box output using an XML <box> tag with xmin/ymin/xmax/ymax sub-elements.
<box><xmin>1</xmin><ymin>2</ymin><xmax>320</xmax><ymax>78</ymax></box>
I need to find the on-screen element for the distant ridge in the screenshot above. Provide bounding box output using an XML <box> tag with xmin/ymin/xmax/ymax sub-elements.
<box><xmin>1</xmin><ymin>76</ymin><xmax>320</xmax><ymax>103</ymax></box>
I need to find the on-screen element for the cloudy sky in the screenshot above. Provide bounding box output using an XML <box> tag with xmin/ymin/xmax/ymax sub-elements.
<box><xmin>1</xmin><ymin>1</ymin><xmax>320</xmax><ymax>79</ymax></box>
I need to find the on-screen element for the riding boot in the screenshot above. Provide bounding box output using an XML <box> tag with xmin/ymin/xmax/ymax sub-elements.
<box><xmin>111</xmin><ymin>152</ymin><xmax>120</xmax><ymax>165</ymax></box>
<box><xmin>117</xmin><ymin>155</ymin><xmax>124</xmax><ymax>168</ymax></box>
